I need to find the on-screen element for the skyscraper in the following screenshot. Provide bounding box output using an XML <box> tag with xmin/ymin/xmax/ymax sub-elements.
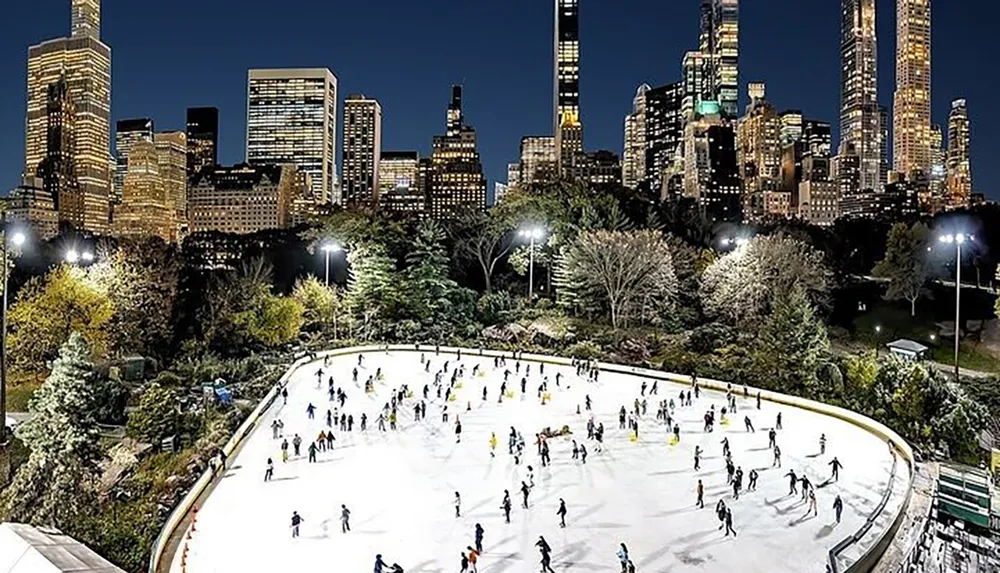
<box><xmin>519</xmin><ymin>136</ymin><xmax>557</xmax><ymax>185</ymax></box>
<box><xmin>644</xmin><ymin>82</ymin><xmax>685</xmax><ymax>196</ymax></box>
<box><xmin>378</xmin><ymin>152</ymin><xmax>425</xmax><ymax>216</ymax></box>
<box><xmin>946</xmin><ymin>99</ymin><xmax>972</xmax><ymax>208</ymax></box>
<box><xmin>893</xmin><ymin>0</ymin><xmax>932</xmax><ymax>181</ymax></box>
<box><xmin>879</xmin><ymin>104</ymin><xmax>890</xmax><ymax>186</ymax></box>
<box><xmin>155</xmin><ymin>131</ymin><xmax>188</xmax><ymax>232</ymax></box>
<box><xmin>25</xmin><ymin>0</ymin><xmax>112</xmax><ymax>233</ymax></box>
<box><xmin>114</xmin><ymin>118</ymin><xmax>154</xmax><ymax>203</ymax></box>
<box><xmin>622</xmin><ymin>84</ymin><xmax>650</xmax><ymax>189</ymax></box>
<box><xmin>840</xmin><ymin>0</ymin><xmax>880</xmax><ymax>192</ymax></box>
<box><xmin>186</xmin><ymin>107</ymin><xmax>218</xmax><ymax>180</ymax></box>
<box><xmin>246</xmin><ymin>69</ymin><xmax>338</xmax><ymax>204</ymax></box>
<box><xmin>684</xmin><ymin>102</ymin><xmax>742</xmax><ymax>222</ymax></box>
<box><xmin>779</xmin><ymin>110</ymin><xmax>803</xmax><ymax>149</ymax></box>
<box><xmin>928</xmin><ymin>123</ymin><xmax>946</xmax><ymax>204</ymax></box>
<box><xmin>35</xmin><ymin>78</ymin><xmax>83</xmax><ymax>229</ymax></box>
<box><xmin>112</xmin><ymin>139</ymin><xmax>176</xmax><ymax>242</ymax></box>
<box><xmin>699</xmin><ymin>0</ymin><xmax>739</xmax><ymax>118</ymax></box>
<box><xmin>682</xmin><ymin>51</ymin><xmax>708</xmax><ymax>121</ymax></box>
<box><xmin>737</xmin><ymin>83</ymin><xmax>782</xmax><ymax>220</ymax></box>
<box><xmin>428</xmin><ymin>86</ymin><xmax>487</xmax><ymax>219</ymax></box>
<box><xmin>554</xmin><ymin>0</ymin><xmax>582</xmax><ymax>172</ymax></box>
<box><xmin>341</xmin><ymin>95</ymin><xmax>382</xmax><ymax>206</ymax></box>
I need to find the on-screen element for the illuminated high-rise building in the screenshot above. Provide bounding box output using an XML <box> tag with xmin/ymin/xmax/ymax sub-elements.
<box><xmin>737</xmin><ymin>83</ymin><xmax>782</xmax><ymax>220</ymax></box>
<box><xmin>699</xmin><ymin>0</ymin><xmax>739</xmax><ymax>118</ymax></box>
<box><xmin>879</xmin><ymin>105</ymin><xmax>890</xmax><ymax>186</ymax></box>
<box><xmin>928</xmin><ymin>123</ymin><xmax>946</xmax><ymax>203</ymax></box>
<box><xmin>114</xmin><ymin>118</ymin><xmax>154</xmax><ymax>203</ymax></box>
<box><xmin>428</xmin><ymin>86</ymin><xmax>487</xmax><ymax>219</ymax></box>
<box><xmin>188</xmin><ymin>164</ymin><xmax>298</xmax><ymax>234</ymax></box>
<box><xmin>682</xmin><ymin>51</ymin><xmax>708</xmax><ymax>121</ymax></box>
<box><xmin>246</xmin><ymin>68</ymin><xmax>338</xmax><ymax>204</ymax></box>
<box><xmin>155</xmin><ymin>132</ymin><xmax>188</xmax><ymax>232</ymax></box>
<box><xmin>893</xmin><ymin>0</ymin><xmax>932</xmax><ymax>181</ymax></box>
<box><xmin>554</xmin><ymin>0</ymin><xmax>583</xmax><ymax>172</ymax></box>
<box><xmin>622</xmin><ymin>84</ymin><xmax>649</xmax><ymax>189</ymax></box>
<box><xmin>378</xmin><ymin>151</ymin><xmax>425</xmax><ymax>216</ymax></box>
<box><xmin>519</xmin><ymin>136</ymin><xmax>557</xmax><ymax>184</ymax></box>
<box><xmin>684</xmin><ymin>102</ymin><xmax>742</xmax><ymax>222</ymax></box>
<box><xmin>112</xmin><ymin>139</ymin><xmax>176</xmax><ymax>242</ymax></box>
<box><xmin>840</xmin><ymin>0</ymin><xmax>880</xmax><ymax>192</ymax></box>
<box><xmin>342</xmin><ymin>94</ymin><xmax>382</xmax><ymax>205</ymax></box>
<box><xmin>946</xmin><ymin>99</ymin><xmax>972</xmax><ymax>208</ymax></box>
<box><xmin>644</xmin><ymin>82</ymin><xmax>685</xmax><ymax>196</ymax></box>
<box><xmin>25</xmin><ymin>0</ymin><xmax>112</xmax><ymax>233</ymax></box>
<box><xmin>186</xmin><ymin>107</ymin><xmax>218</xmax><ymax>180</ymax></box>
<box><xmin>35</xmin><ymin>78</ymin><xmax>84</xmax><ymax>229</ymax></box>
<box><xmin>780</xmin><ymin>110</ymin><xmax>802</xmax><ymax>148</ymax></box>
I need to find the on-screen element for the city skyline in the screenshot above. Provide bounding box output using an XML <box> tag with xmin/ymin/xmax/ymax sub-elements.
<box><xmin>0</xmin><ymin>0</ymin><xmax>991</xmax><ymax>201</ymax></box>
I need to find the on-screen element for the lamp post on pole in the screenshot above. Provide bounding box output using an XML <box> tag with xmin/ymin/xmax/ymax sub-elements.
<box><xmin>1</xmin><ymin>214</ymin><xmax>26</xmax><ymax>484</ymax></box>
<box><xmin>518</xmin><ymin>227</ymin><xmax>545</xmax><ymax>300</ymax></box>
<box><xmin>321</xmin><ymin>243</ymin><xmax>342</xmax><ymax>286</ymax></box>
<box><xmin>938</xmin><ymin>233</ymin><xmax>970</xmax><ymax>380</ymax></box>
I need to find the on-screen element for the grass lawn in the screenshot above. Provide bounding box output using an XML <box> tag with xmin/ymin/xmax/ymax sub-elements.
<box><xmin>931</xmin><ymin>342</ymin><xmax>1000</xmax><ymax>374</ymax></box>
<box><xmin>5</xmin><ymin>381</ymin><xmax>41</xmax><ymax>412</ymax></box>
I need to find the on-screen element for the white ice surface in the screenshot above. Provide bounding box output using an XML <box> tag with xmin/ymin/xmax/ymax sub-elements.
<box><xmin>175</xmin><ymin>351</ymin><xmax>906</xmax><ymax>573</ymax></box>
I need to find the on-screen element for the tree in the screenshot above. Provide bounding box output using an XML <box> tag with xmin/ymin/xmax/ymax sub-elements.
<box><xmin>7</xmin><ymin>265</ymin><xmax>114</xmax><ymax>371</ymax></box>
<box><xmin>345</xmin><ymin>243</ymin><xmax>403</xmax><ymax>335</ymax></box>
<box><xmin>872</xmin><ymin>222</ymin><xmax>930</xmax><ymax>316</ymax></box>
<box><xmin>126</xmin><ymin>383</ymin><xmax>179</xmax><ymax>444</ymax></box>
<box><xmin>234</xmin><ymin>295</ymin><xmax>305</xmax><ymax>347</ymax></box>
<box><xmin>0</xmin><ymin>333</ymin><xmax>101</xmax><ymax>526</ymax></box>
<box><xmin>405</xmin><ymin>220</ymin><xmax>461</xmax><ymax>321</ymax></box>
<box><xmin>197</xmin><ymin>257</ymin><xmax>275</xmax><ymax>351</ymax></box>
<box><xmin>451</xmin><ymin>209</ymin><xmax>515</xmax><ymax>295</ymax></box>
<box><xmin>558</xmin><ymin>230</ymin><xmax>678</xmax><ymax>329</ymax></box>
<box><xmin>750</xmin><ymin>287</ymin><xmax>830</xmax><ymax>394</ymax></box>
<box><xmin>700</xmin><ymin>234</ymin><xmax>832</xmax><ymax>325</ymax></box>
<box><xmin>291</xmin><ymin>276</ymin><xmax>341</xmax><ymax>335</ymax></box>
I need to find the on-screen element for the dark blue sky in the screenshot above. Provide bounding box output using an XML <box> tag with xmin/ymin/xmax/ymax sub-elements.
<box><xmin>0</xmin><ymin>0</ymin><xmax>992</xmax><ymax>199</ymax></box>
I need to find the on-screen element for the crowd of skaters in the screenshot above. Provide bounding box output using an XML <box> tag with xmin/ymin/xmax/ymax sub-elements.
<box><xmin>256</xmin><ymin>345</ymin><xmax>862</xmax><ymax>573</ymax></box>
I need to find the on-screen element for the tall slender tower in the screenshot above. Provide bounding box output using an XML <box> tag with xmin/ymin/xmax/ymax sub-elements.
<box><xmin>946</xmin><ymin>99</ymin><xmax>972</xmax><ymax>208</ymax></box>
<box><xmin>840</xmin><ymin>0</ymin><xmax>880</xmax><ymax>192</ymax></box>
<box><xmin>341</xmin><ymin>94</ymin><xmax>383</xmax><ymax>205</ymax></box>
<box><xmin>622</xmin><ymin>84</ymin><xmax>649</xmax><ymax>189</ymax></box>
<box><xmin>186</xmin><ymin>107</ymin><xmax>219</xmax><ymax>180</ymax></box>
<box><xmin>554</xmin><ymin>0</ymin><xmax>582</xmax><ymax>172</ymax></box>
<box><xmin>25</xmin><ymin>0</ymin><xmax>112</xmax><ymax>233</ymax></box>
<box><xmin>893</xmin><ymin>0</ymin><xmax>932</xmax><ymax>180</ymax></box>
<box><xmin>699</xmin><ymin>0</ymin><xmax>739</xmax><ymax>118</ymax></box>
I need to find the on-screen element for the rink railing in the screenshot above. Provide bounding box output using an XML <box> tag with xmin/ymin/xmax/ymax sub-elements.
<box><xmin>150</xmin><ymin>344</ymin><xmax>915</xmax><ymax>573</ymax></box>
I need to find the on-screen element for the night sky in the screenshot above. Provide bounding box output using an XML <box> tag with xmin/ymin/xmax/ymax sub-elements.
<box><xmin>0</xmin><ymin>0</ymin><xmax>991</xmax><ymax>200</ymax></box>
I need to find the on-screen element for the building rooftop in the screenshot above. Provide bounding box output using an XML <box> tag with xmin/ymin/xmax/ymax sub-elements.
<box><xmin>0</xmin><ymin>523</ymin><xmax>124</xmax><ymax>573</ymax></box>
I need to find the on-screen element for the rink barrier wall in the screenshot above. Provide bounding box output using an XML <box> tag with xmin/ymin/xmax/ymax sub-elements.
<box><xmin>151</xmin><ymin>344</ymin><xmax>914</xmax><ymax>573</ymax></box>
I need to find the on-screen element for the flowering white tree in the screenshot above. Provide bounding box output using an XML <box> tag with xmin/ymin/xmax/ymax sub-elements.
<box><xmin>700</xmin><ymin>234</ymin><xmax>832</xmax><ymax>324</ymax></box>
<box><xmin>559</xmin><ymin>230</ymin><xmax>679</xmax><ymax>329</ymax></box>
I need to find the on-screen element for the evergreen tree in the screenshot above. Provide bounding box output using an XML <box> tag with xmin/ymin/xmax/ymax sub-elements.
<box><xmin>0</xmin><ymin>333</ymin><xmax>101</xmax><ymax>526</ymax></box>
<box><xmin>405</xmin><ymin>220</ymin><xmax>460</xmax><ymax>322</ymax></box>
<box><xmin>126</xmin><ymin>383</ymin><xmax>179</xmax><ymax>444</ymax></box>
<box><xmin>345</xmin><ymin>243</ymin><xmax>401</xmax><ymax>328</ymax></box>
<box><xmin>751</xmin><ymin>287</ymin><xmax>830</xmax><ymax>394</ymax></box>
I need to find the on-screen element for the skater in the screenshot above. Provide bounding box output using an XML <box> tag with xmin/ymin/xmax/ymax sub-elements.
<box><xmin>694</xmin><ymin>445</ymin><xmax>702</xmax><ymax>470</ymax></box>
<box><xmin>833</xmin><ymin>495</ymin><xmax>843</xmax><ymax>523</ymax></box>
<box><xmin>308</xmin><ymin>441</ymin><xmax>317</xmax><ymax>463</ymax></box>
<box><xmin>271</xmin><ymin>419</ymin><xmax>282</xmax><ymax>438</ymax></box>
<box><xmin>596</xmin><ymin>424</ymin><xmax>605</xmax><ymax>452</ymax></box>
<box><xmin>651</xmin><ymin>380</ymin><xmax>658</xmax><ymax>395</ymax></box>
<box><xmin>361</xmin><ymin>413</ymin><xmax>367</xmax><ymax>432</ymax></box>
<box><xmin>785</xmin><ymin>469</ymin><xmax>798</xmax><ymax>495</ymax></box>
<box><xmin>768</xmin><ymin>428</ymin><xmax>777</xmax><ymax>449</ymax></box>
<box><xmin>455</xmin><ymin>491</ymin><xmax>462</xmax><ymax>517</ymax></box>
<box><xmin>586</xmin><ymin>395</ymin><xmax>592</xmax><ymax>411</ymax></box>
<box><xmin>527</xmin><ymin>465</ymin><xmax>535</xmax><ymax>488</ymax></box>
<box><xmin>641</xmin><ymin>381</ymin><xmax>647</xmax><ymax>396</ymax></box>
<box><xmin>307</xmin><ymin>403</ymin><xmax>316</xmax><ymax>419</ymax></box>
<box><xmin>579</xmin><ymin>443</ymin><xmax>588</xmax><ymax>464</ymax></box>
<box><xmin>716</xmin><ymin>499</ymin><xmax>727</xmax><ymax>529</ymax></box>
<box><xmin>744</xmin><ymin>415</ymin><xmax>754</xmax><ymax>433</ymax></box>
<box><xmin>460</xmin><ymin>552</ymin><xmax>469</xmax><ymax>573</ymax></box>
<box><xmin>290</xmin><ymin>511</ymin><xmax>303</xmax><ymax>538</ymax></box>
<box><xmin>808</xmin><ymin>489</ymin><xmax>818</xmax><ymax>516</ymax></box>
<box><xmin>537</xmin><ymin>536</ymin><xmax>555</xmax><ymax>573</ymax></box>
<box><xmin>724</xmin><ymin>508</ymin><xmax>736</xmax><ymax>537</ymax></box>
<box><xmin>721</xmin><ymin>437</ymin><xmax>730</xmax><ymax>457</ymax></box>
<box><xmin>340</xmin><ymin>504</ymin><xmax>351</xmax><ymax>532</ymax></box>
<box><xmin>829</xmin><ymin>457</ymin><xmax>843</xmax><ymax>481</ymax></box>
<box><xmin>374</xmin><ymin>554</ymin><xmax>388</xmax><ymax>573</ymax></box>
<box><xmin>776</xmin><ymin>411</ymin><xmax>783</xmax><ymax>430</ymax></box>
<box><xmin>521</xmin><ymin>481</ymin><xmax>530</xmax><ymax>508</ymax></box>
<box><xmin>557</xmin><ymin>498</ymin><xmax>567</xmax><ymax>527</ymax></box>
<box><xmin>756</xmin><ymin>391</ymin><xmax>761</xmax><ymax>409</ymax></box>
<box><xmin>540</xmin><ymin>442</ymin><xmax>551</xmax><ymax>467</ymax></box>
<box><xmin>616</xmin><ymin>543</ymin><xmax>629</xmax><ymax>573</ymax></box>
<box><xmin>455</xmin><ymin>419</ymin><xmax>463</xmax><ymax>443</ymax></box>
<box><xmin>696</xmin><ymin>479</ymin><xmax>704</xmax><ymax>508</ymax></box>
<box><xmin>800</xmin><ymin>474</ymin><xmax>812</xmax><ymax>500</ymax></box>
<box><xmin>572</xmin><ymin>440</ymin><xmax>579</xmax><ymax>460</ymax></box>
<box><xmin>820</xmin><ymin>433</ymin><xmax>827</xmax><ymax>455</ymax></box>
<box><xmin>377</xmin><ymin>413</ymin><xmax>386</xmax><ymax>432</ymax></box>
<box><xmin>474</xmin><ymin>524</ymin><xmax>484</xmax><ymax>553</ymax></box>
<box><xmin>773</xmin><ymin>445</ymin><xmax>782</xmax><ymax>467</ymax></box>
<box><xmin>490</xmin><ymin>432</ymin><xmax>498</xmax><ymax>457</ymax></box>
<box><xmin>467</xmin><ymin>547</ymin><xmax>479</xmax><ymax>573</ymax></box>
<box><xmin>748</xmin><ymin>469</ymin><xmax>759</xmax><ymax>491</ymax></box>
<box><xmin>264</xmin><ymin>458</ymin><xmax>274</xmax><ymax>481</ymax></box>
<box><xmin>501</xmin><ymin>491</ymin><xmax>512</xmax><ymax>523</ymax></box>
<box><xmin>293</xmin><ymin>434</ymin><xmax>302</xmax><ymax>456</ymax></box>
<box><xmin>280</xmin><ymin>438</ymin><xmax>289</xmax><ymax>463</ymax></box>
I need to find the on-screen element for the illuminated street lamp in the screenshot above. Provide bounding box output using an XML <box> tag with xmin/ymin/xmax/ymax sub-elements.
<box><xmin>64</xmin><ymin>248</ymin><xmax>95</xmax><ymax>266</ymax></box>
<box><xmin>720</xmin><ymin>237</ymin><xmax>749</xmax><ymax>249</ymax></box>
<box><xmin>321</xmin><ymin>242</ymin><xmax>343</xmax><ymax>286</ymax></box>
<box><xmin>518</xmin><ymin>227</ymin><xmax>546</xmax><ymax>300</ymax></box>
<box><xmin>938</xmin><ymin>233</ymin><xmax>973</xmax><ymax>380</ymax></box>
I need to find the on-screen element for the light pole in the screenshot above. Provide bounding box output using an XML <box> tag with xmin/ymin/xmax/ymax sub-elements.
<box><xmin>873</xmin><ymin>324</ymin><xmax>882</xmax><ymax>358</ymax></box>
<box><xmin>64</xmin><ymin>249</ymin><xmax>94</xmax><ymax>265</ymax></box>
<box><xmin>939</xmin><ymin>233</ymin><xmax>971</xmax><ymax>380</ymax></box>
<box><xmin>719</xmin><ymin>237</ymin><xmax>749</xmax><ymax>250</ymax></box>
<box><xmin>321</xmin><ymin>243</ymin><xmax>342</xmax><ymax>286</ymax></box>
<box><xmin>518</xmin><ymin>227</ymin><xmax>545</xmax><ymax>300</ymax></box>
<box><xmin>1</xmin><ymin>216</ymin><xmax>26</xmax><ymax>483</ymax></box>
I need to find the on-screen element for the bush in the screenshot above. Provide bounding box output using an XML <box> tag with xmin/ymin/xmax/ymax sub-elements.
<box><xmin>126</xmin><ymin>383</ymin><xmax>179</xmax><ymax>444</ymax></box>
<box><xmin>476</xmin><ymin>292</ymin><xmax>516</xmax><ymax>326</ymax></box>
<box><xmin>92</xmin><ymin>377</ymin><xmax>129</xmax><ymax>426</ymax></box>
<box><xmin>564</xmin><ymin>341</ymin><xmax>602</xmax><ymax>360</ymax></box>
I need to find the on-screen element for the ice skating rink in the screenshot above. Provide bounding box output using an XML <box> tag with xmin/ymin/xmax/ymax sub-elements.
<box><xmin>174</xmin><ymin>350</ymin><xmax>909</xmax><ymax>573</ymax></box>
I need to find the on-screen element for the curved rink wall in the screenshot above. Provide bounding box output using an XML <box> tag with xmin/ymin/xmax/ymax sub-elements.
<box><xmin>150</xmin><ymin>344</ymin><xmax>914</xmax><ymax>573</ymax></box>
